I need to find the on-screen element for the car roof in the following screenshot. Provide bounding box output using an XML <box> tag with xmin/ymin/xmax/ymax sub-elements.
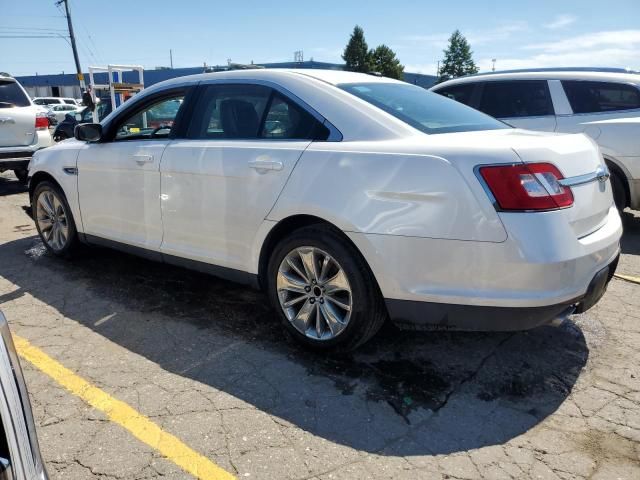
<box><xmin>432</xmin><ymin>69</ymin><xmax>640</xmax><ymax>89</ymax></box>
<box><xmin>156</xmin><ymin>68</ymin><xmax>404</xmax><ymax>88</ymax></box>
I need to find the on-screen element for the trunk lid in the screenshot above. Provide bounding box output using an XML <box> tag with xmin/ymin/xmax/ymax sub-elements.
<box><xmin>506</xmin><ymin>129</ymin><xmax>613</xmax><ymax>238</ymax></box>
<box><xmin>0</xmin><ymin>106</ymin><xmax>36</xmax><ymax>147</ymax></box>
<box><xmin>0</xmin><ymin>79</ymin><xmax>36</xmax><ymax>147</ymax></box>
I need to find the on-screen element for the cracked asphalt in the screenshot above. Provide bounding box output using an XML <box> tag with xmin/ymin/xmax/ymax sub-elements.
<box><xmin>0</xmin><ymin>170</ymin><xmax>639</xmax><ymax>479</ymax></box>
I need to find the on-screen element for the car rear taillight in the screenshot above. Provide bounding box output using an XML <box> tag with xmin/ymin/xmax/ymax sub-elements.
<box><xmin>35</xmin><ymin>114</ymin><xmax>49</xmax><ymax>130</ymax></box>
<box><xmin>479</xmin><ymin>162</ymin><xmax>574</xmax><ymax>211</ymax></box>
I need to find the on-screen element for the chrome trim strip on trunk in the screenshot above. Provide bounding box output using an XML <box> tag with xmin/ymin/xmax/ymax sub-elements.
<box><xmin>559</xmin><ymin>165</ymin><xmax>610</xmax><ymax>187</ymax></box>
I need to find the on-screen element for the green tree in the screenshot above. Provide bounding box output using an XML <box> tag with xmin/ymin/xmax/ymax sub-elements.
<box><xmin>370</xmin><ymin>44</ymin><xmax>404</xmax><ymax>80</ymax></box>
<box><xmin>342</xmin><ymin>25</ymin><xmax>371</xmax><ymax>73</ymax></box>
<box><xmin>437</xmin><ymin>30</ymin><xmax>478</xmax><ymax>83</ymax></box>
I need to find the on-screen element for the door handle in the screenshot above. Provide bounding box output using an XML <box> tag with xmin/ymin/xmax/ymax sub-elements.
<box><xmin>248</xmin><ymin>160</ymin><xmax>283</xmax><ymax>171</ymax></box>
<box><xmin>133</xmin><ymin>154</ymin><xmax>154</xmax><ymax>165</ymax></box>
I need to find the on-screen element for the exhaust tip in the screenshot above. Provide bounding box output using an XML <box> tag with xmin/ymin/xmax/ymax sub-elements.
<box><xmin>550</xmin><ymin>306</ymin><xmax>576</xmax><ymax>327</ymax></box>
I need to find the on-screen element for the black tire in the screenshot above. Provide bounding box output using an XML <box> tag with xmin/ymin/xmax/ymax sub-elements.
<box><xmin>32</xmin><ymin>181</ymin><xmax>79</xmax><ymax>257</ymax></box>
<box><xmin>610</xmin><ymin>172</ymin><xmax>627</xmax><ymax>212</ymax></box>
<box><xmin>267</xmin><ymin>224</ymin><xmax>387</xmax><ymax>352</ymax></box>
<box><xmin>13</xmin><ymin>168</ymin><xmax>28</xmax><ymax>184</ymax></box>
<box><xmin>53</xmin><ymin>131</ymin><xmax>69</xmax><ymax>142</ymax></box>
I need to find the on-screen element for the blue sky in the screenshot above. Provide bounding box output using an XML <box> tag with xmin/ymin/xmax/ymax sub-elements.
<box><xmin>2</xmin><ymin>0</ymin><xmax>639</xmax><ymax>76</ymax></box>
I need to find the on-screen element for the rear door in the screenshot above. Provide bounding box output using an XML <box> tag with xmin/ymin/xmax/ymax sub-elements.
<box><xmin>478</xmin><ymin>80</ymin><xmax>557</xmax><ymax>131</ymax></box>
<box><xmin>160</xmin><ymin>82</ymin><xmax>329</xmax><ymax>271</ymax></box>
<box><xmin>0</xmin><ymin>80</ymin><xmax>35</xmax><ymax>147</ymax></box>
<box><xmin>556</xmin><ymin>80</ymin><xmax>640</xmax><ymax>138</ymax></box>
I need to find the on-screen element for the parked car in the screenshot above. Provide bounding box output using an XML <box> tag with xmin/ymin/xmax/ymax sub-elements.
<box><xmin>28</xmin><ymin>69</ymin><xmax>622</xmax><ymax>351</ymax></box>
<box><xmin>0</xmin><ymin>73</ymin><xmax>52</xmax><ymax>183</ymax></box>
<box><xmin>34</xmin><ymin>106</ymin><xmax>57</xmax><ymax>127</ymax></box>
<box><xmin>0</xmin><ymin>311</ymin><xmax>49</xmax><ymax>479</ymax></box>
<box><xmin>48</xmin><ymin>103</ymin><xmax>81</xmax><ymax>124</ymax></box>
<box><xmin>33</xmin><ymin>97</ymin><xmax>78</xmax><ymax>106</ymax></box>
<box><xmin>431</xmin><ymin>68</ymin><xmax>640</xmax><ymax>211</ymax></box>
<box><xmin>52</xmin><ymin>100</ymin><xmax>112</xmax><ymax>142</ymax></box>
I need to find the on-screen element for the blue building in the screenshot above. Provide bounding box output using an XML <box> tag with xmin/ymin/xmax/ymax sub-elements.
<box><xmin>16</xmin><ymin>60</ymin><xmax>436</xmax><ymax>99</ymax></box>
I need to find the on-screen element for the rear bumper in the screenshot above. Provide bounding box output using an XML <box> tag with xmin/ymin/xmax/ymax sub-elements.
<box><xmin>347</xmin><ymin>205</ymin><xmax>623</xmax><ymax>329</ymax></box>
<box><xmin>385</xmin><ymin>254</ymin><xmax>619</xmax><ymax>330</ymax></box>
<box><xmin>0</xmin><ymin>151</ymin><xmax>31</xmax><ymax>171</ymax></box>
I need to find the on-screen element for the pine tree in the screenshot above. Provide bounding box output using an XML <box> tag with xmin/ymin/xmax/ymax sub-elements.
<box><xmin>437</xmin><ymin>30</ymin><xmax>478</xmax><ymax>83</ymax></box>
<box><xmin>370</xmin><ymin>45</ymin><xmax>404</xmax><ymax>80</ymax></box>
<box><xmin>342</xmin><ymin>25</ymin><xmax>371</xmax><ymax>73</ymax></box>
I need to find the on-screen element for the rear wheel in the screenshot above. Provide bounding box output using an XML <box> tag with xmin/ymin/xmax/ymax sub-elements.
<box><xmin>267</xmin><ymin>225</ymin><xmax>387</xmax><ymax>352</ymax></box>
<box><xmin>610</xmin><ymin>172</ymin><xmax>627</xmax><ymax>211</ymax></box>
<box><xmin>32</xmin><ymin>181</ymin><xmax>78</xmax><ymax>256</ymax></box>
<box><xmin>13</xmin><ymin>168</ymin><xmax>28</xmax><ymax>184</ymax></box>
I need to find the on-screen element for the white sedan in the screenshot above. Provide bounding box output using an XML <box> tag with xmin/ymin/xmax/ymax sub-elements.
<box><xmin>48</xmin><ymin>103</ymin><xmax>82</xmax><ymax>123</ymax></box>
<box><xmin>27</xmin><ymin>69</ymin><xmax>622</xmax><ymax>351</ymax></box>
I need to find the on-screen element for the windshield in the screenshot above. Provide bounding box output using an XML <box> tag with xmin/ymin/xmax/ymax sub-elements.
<box><xmin>339</xmin><ymin>82</ymin><xmax>508</xmax><ymax>134</ymax></box>
<box><xmin>0</xmin><ymin>80</ymin><xmax>30</xmax><ymax>108</ymax></box>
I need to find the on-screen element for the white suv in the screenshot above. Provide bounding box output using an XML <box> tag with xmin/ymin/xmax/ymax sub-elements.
<box><xmin>431</xmin><ymin>68</ymin><xmax>640</xmax><ymax>211</ymax></box>
<box><xmin>0</xmin><ymin>74</ymin><xmax>52</xmax><ymax>183</ymax></box>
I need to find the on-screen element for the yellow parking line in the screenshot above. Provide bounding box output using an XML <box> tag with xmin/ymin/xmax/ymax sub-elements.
<box><xmin>13</xmin><ymin>335</ymin><xmax>235</xmax><ymax>480</ymax></box>
<box><xmin>614</xmin><ymin>273</ymin><xmax>640</xmax><ymax>285</ymax></box>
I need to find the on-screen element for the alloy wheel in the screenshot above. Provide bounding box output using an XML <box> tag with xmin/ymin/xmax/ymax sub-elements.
<box><xmin>35</xmin><ymin>189</ymin><xmax>69</xmax><ymax>252</ymax></box>
<box><xmin>277</xmin><ymin>246</ymin><xmax>352</xmax><ymax>340</ymax></box>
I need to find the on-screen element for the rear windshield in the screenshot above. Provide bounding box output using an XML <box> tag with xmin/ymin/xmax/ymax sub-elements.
<box><xmin>340</xmin><ymin>82</ymin><xmax>508</xmax><ymax>134</ymax></box>
<box><xmin>0</xmin><ymin>80</ymin><xmax>30</xmax><ymax>108</ymax></box>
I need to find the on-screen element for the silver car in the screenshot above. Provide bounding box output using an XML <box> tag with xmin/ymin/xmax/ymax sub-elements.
<box><xmin>0</xmin><ymin>311</ymin><xmax>48</xmax><ymax>480</ymax></box>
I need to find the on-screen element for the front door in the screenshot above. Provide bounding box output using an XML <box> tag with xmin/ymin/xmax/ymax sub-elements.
<box><xmin>479</xmin><ymin>80</ymin><xmax>557</xmax><ymax>132</ymax></box>
<box><xmin>77</xmin><ymin>92</ymin><xmax>186</xmax><ymax>249</ymax></box>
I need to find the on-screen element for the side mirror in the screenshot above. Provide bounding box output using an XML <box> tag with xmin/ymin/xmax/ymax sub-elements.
<box><xmin>74</xmin><ymin>123</ymin><xmax>102</xmax><ymax>142</ymax></box>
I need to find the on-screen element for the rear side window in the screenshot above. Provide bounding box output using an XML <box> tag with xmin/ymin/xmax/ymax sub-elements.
<box><xmin>188</xmin><ymin>84</ymin><xmax>329</xmax><ymax>140</ymax></box>
<box><xmin>0</xmin><ymin>81</ymin><xmax>30</xmax><ymax>108</ymax></box>
<box><xmin>479</xmin><ymin>80</ymin><xmax>553</xmax><ymax>118</ymax></box>
<box><xmin>561</xmin><ymin>81</ymin><xmax>640</xmax><ymax>114</ymax></box>
<box><xmin>188</xmin><ymin>84</ymin><xmax>271</xmax><ymax>139</ymax></box>
<box><xmin>261</xmin><ymin>94</ymin><xmax>329</xmax><ymax>140</ymax></box>
<box><xmin>435</xmin><ymin>83</ymin><xmax>476</xmax><ymax>106</ymax></box>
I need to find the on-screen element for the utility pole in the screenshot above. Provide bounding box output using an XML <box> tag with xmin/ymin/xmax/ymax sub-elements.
<box><xmin>170</xmin><ymin>49</ymin><xmax>173</xmax><ymax>69</ymax></box>
<box><xmin>492</xmin><ymin>58</ymin><xmax>496</xmax><ymax>72</ymax></box>
<box><xmin>56</xmin><ymin>0</ymin><xmax>85</xmax><ymax>90</ymax></box>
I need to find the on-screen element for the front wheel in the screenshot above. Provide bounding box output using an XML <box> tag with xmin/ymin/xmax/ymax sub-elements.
<box><xmin>32</xmin><ymin>181</ymin><xmax>78</xmax><ymax>256</ymax></box>
<box><xmin>267</xmin><ymin>225</ymin><xmax>387</xmax><ymax>352</ymax></box>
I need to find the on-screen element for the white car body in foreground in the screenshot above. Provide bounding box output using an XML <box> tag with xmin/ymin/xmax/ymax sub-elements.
<box><xmin>431</xmin><ymin>69</ymin><xmax>640</xmax><ymax>211</ymax></box>
<box><xmin>27</xmin><ymin>69</ymin><xmax>622</xmax><ymax>351</ymax></box>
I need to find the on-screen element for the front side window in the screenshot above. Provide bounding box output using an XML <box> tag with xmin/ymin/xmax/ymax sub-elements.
<box><xmin>63</xmin><ymin>99</ymin><xmax>76</xmax><ymax>105</ymax></box>
<box><xmin>188</xmin><ymin>84</ymin><xmax>329</xmax><ymax>140</ymax></box>
<box><xmin>115</xmin><ymin>95</ymin><xmax>184</xmax><ymax>140</ymax></box>
<box><xmin>436</xmin><ymin>83</ymin><xmax>476</xmax><ymax>107</ymax></box>
<box><xmin>340</xmin><ymin>82</ymin><xmax>507</xmax><ymax>134</ymax></box>
<box><xmin>479</xmin><ymin>80</ymin><xmax>553</xmax><ymax>118</ymax></box>
<box><xmin>561</xmin><ymin>80</ymin><xmax>640</xmax><ymax>114</ymax></box>
<box><xmin>0</xmin><ymin>80</ymin><xmax>30</xmax><ymax>108</ymax></box>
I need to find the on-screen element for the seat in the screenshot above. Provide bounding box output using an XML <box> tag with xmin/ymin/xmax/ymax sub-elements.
<box><xmin>220</xmin><ymin>99</ymin><xmax>259</xmax><ymax>138</ymax></box>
